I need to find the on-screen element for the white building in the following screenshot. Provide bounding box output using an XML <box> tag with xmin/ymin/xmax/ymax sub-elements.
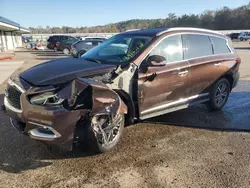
<box><xmin>0</xmin><ymin>16</ymin><xmax>30</xmax><ymax>52</ymax></box>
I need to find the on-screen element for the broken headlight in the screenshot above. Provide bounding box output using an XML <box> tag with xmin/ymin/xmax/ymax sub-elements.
<box><xmin>30</xmin><ymin>92</ymin><xmax>64</xmax><ymax>106</ymax></box>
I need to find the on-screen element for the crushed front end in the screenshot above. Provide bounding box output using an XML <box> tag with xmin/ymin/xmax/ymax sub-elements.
<box><xmin>3</xmin><ymin>76</ymin><xmax>127</xmax><ymax>151</ymax></box>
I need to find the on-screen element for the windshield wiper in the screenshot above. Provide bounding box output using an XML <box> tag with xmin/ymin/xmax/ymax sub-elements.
<box><xmin>82</xmin><ymin>58</ymin><xmax>102</xmax><ymax>64</ymax></box>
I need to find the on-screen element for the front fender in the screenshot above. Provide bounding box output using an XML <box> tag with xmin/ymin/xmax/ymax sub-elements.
<box><xmin>79</xmin><ymin>78</ymin><xmax>127</xmax><ymax>115</ymax></box>
<box><xmin>68</xmin><ymin>78</ymin><xmax>127</xmax><ymax>116</ymax></box>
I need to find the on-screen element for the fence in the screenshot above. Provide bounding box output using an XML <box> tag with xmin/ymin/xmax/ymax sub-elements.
<box><xmin>22</xmin><ymin>30</ymin><xmax>250</xmax><ymax>42</ymax></box>
<box><xmin>22</xmin><ymin>33</ymin><xmax>117</xmax><ymax>42</ymax></box>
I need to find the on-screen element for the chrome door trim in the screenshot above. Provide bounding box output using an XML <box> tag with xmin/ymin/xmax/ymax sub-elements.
<box><xmin>140</xmin><ymin>93</ymin><xmax>209</xmax><ymax>116</ymax></box>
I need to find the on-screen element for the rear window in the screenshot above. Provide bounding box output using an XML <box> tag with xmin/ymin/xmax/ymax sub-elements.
<box><xmin>182</xmin><ymin>34</ymin><xmax>213</xmax><ymax>59</ymax></box>
<box><xmin>61</xmin><ymin>36</ymin><xmax>68</xmax><ymax>40</ymax></box>
<box><xmin>51</xmin><ymin>36</ymin><xmax>59</xmax><ymax>41</ymax></box>
<box><xmin>210</xmin><ymin>36</ymin><xmax>231</xmax><ymax>54</ymax></box>
<box><xmin>47</xmin><ymin>37</ymin><xmax>52</xmax><ymax>42</ymax></box>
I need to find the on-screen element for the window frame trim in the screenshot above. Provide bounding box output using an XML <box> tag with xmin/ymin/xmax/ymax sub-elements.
<box><xmin>182</xmin><ymin>34</ymin><xmax>214</xmax><ymax>60</ymax></box>
<box><xmin>209</xmin><ymin>35</ymin><xmax>232</xmax><ymax>55</ymax></box>
<box><xmin>138</xmin><ymin>32</ymin><xmax>233</xmax><ymax>67</ymax></box>
<box><xmin>139</xmin><ymin>33</ymin><xmax>185</xmax><ymax>67</ymax></box>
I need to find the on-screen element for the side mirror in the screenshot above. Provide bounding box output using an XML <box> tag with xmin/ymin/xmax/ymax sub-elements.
<box><xmin>147</xmin><ymin>55</ymin><xmax>166</xmax><ymax>67</ymax></box>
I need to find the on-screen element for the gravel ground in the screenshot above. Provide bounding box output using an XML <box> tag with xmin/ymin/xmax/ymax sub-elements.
<box><xmin>0</xmin><ymin>42</ymin><xmax>250</xmax><ymax>188</ymax></box>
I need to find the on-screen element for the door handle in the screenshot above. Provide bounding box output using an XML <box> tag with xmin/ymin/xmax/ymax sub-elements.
<box><xmin>214</xmin><ymin>63</ymin><xmax>221</xmax><ymax>67</ymax></box>
<box><xmin>178</xmin><ymin>70</ymin><xmax>188</xmax><ymax>77</ymax></box>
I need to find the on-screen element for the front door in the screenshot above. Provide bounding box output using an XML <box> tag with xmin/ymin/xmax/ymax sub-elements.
<box><xmin>138</xmin><ymin>34</ymin><xmax>190</xmax><ymax>119</ymax></box>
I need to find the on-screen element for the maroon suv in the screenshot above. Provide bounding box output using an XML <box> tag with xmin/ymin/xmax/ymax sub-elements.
<box><xmin>3</xmin><ymin>28</ymin><xmax>240</xmax><ymax>153</ymax></box>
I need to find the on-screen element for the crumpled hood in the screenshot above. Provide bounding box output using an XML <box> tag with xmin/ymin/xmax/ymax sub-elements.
<box><xmin>20</xmin><ymin>58</ymin><xmax>116</xmax><ymax>86</ymax></box>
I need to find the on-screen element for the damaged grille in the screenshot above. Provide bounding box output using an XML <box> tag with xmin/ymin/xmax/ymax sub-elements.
<box><xmin>6</xmin><ymin>85</ymin><xmax>22</xmax><ymax>110</ymax></box>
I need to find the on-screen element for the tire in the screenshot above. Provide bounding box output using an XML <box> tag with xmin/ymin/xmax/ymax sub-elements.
<box><xmin>82</xmin><ymin>114</ymin><xmax>125</xmax><ymax>153</ymax></box>
<box><xmin>77</xmin><ymin>51</ymin><xmax>86</xmax><ymax>58</ymax></box>
<box><xmin>63</xmin><ymin>48</ymin><xmax>70</xmax><ymax>55</ymax></box>
<box><xmin>53</xmin><ymin>46</ymin><xmax>57</xmax><ymax>52</ymax></box>
<box><xmin>206</xmin><ymin>78</ymin><xmax>230</xmax><ymax>111</ymax></box>
<box><xmin>240</xmin><ymin>37</ymin><xmax>244</xmax><ymax>41</ymax></box>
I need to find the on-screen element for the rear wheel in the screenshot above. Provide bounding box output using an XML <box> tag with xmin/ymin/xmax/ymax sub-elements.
<box><xmin>240</xmin><ymin>37</ymin><xmax>244</xmax><ymax>41</ymax></box>
<box><xmin>206</xmin><ymin>78</ymin><xmax>230</xmax><ymax>111</ymax></box>
<box><xmin>77</xmin><ymin>51</ymin><xmax>86</xmax><ymax>58</ymax></box>
<box><xmin>63</xmin><ymin>48</ymin><xmax>70</xmax><ymax>55</ymax></box>
<box><xmin>83</xmin><ymin>114</ymin><xmax>125</xmax><ymax>153</ymax></box>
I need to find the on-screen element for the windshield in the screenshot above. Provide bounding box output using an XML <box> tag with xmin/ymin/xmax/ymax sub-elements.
<box><xmin>81</xmin><ymin>34</ymin><xmax>153</xmax><ymax>65</ymax></box>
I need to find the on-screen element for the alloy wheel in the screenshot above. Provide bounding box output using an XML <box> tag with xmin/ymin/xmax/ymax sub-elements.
<box><xmin>63</xmin><ymin>48</ymin><xmax>70</xmax><ymax>55</ymax></box>
<box><xmin>91</xmin><ymin>114</ymin><xmax>123</xmax><ymax>146</ymax></box>
<box><xmin>215</xmin><ymin>82</ymin><xmax>229</xmax><ymax>106</ymax></box>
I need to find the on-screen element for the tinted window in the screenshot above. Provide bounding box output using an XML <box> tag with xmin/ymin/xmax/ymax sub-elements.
<box><xmin>47</xmin><ymin>37</ymin><xmax>52</xmax><ymax>42</ymax></box>
<box><xmin>68</xmin><ymin>36</ymin><xmax>76</xmax><ymax>40</ymax></box>
<box><xmin>84</xmin><ymin>41</ymin><xmax>93</xmax><ymax>45</ymax></box>
<box><xmin>210</xmin><ymin>36</ymin><xmax>231</xmax><ymax>54</ymax></box>
<box><xmin>61</xmin><ymin>36</ymin><xmax>68</xmax><ymax>40</ymax></box>
<box><xmin>149</xmin><ymin>35</ymin><xmax>183</xmax><ymax>63</ymax></box>
<box><xmin>182</xmin><ymin>34</ymin><xmax>213</xmax><ymax>59</ymax></box>
<box><xmin>52</xmin><ymin>36</ymin><xmax>59</xmax><ymax>41</ymax></box>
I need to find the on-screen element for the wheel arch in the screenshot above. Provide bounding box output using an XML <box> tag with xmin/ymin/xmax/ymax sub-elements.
<box><xmin>114</xmin><ymin>89</ymin><xmax>136</xmax><ymax>126</ymax></box>
<box><xmin>78</xmin><ymin>50</ymin><xmax>87</xmax><ymax>56</ymax></box>
<box><xmin>223</xmin><ymin>74</ymin><xmax>234</xmax><ymax>90</ymax></box>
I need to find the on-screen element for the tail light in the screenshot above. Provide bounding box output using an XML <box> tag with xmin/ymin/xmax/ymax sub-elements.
<box><xmin>236</xmin><ymin>57</ymin><xmax>241</xmax><ymax>64</ymax></box>
<box><xmin>56</xmin><ymin>42</ymin><xmax>60</xmax><ymax>47</ymax></box>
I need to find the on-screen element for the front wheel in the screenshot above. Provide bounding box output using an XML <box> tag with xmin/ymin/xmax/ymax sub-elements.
<box><xmin>240</xmin><ymin>37</ymin><xmax>244</xmax><ymax>41</ymax></box>
<box><xmin>83</xmin><ymin>114</ymin><xmax>125</xmax><ymax>153</ymax></box>
<box><xmin>206</xmin><ymin>78</ymin><xmax>230</xmax><ymax>111</ymax></box>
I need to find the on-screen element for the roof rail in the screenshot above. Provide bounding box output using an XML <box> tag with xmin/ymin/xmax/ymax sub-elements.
<box><xmin>125</xmin><ymin>29</ymin><xmax>141</xmax><ymax>32</ymax></box>
<box><xmin>156</xmin><ymin>27</ymin><xmax>220</xmax><ymax>36</ymax></box>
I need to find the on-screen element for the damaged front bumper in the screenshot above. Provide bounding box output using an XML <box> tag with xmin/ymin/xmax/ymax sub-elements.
<box><xmin>3</xmin><ymin>77</ymin><xmax>127</xmax><ymax>151</ymax></box>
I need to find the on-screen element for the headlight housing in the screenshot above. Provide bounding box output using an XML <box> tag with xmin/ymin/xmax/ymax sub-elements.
<box><xmin>30</xmin><ymin>92</ymin><xmax>64</xmax><ymax>106</ymax></box>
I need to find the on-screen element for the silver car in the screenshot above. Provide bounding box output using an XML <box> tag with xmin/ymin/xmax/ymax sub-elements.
<box><xmin>70</xmin><ymin>39</ymin><xmax>104</xmax><ymax>58</ymax></box>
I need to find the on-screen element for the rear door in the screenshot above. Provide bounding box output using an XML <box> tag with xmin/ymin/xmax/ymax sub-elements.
<box><xmin>210</xmin><ymin>36</ymin><xmax>238</xmax><ymax>79</ymax></box>
<box><xmin>183</xmin><ymin>34</ymin><xmax>229</xmax><ymax>101</ymax></box>
<box><xmin>138</xmin><ymin>34</ymin><xmax>190</xmax><ymax>119</ymax></box>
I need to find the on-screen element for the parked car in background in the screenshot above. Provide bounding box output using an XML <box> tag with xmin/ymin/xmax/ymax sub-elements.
<box><xmin>228</xmin><ymin>33</ymin><xmax>239</xmax><ymax>40</ymax></box>
<box><xmin>71</xmin><ymin>39</ymin><xmax>104</xmax><ymax>57</ymax></box>
<box><xmin>22</xmin><ymin>36</ymin><xmax>30</xmax><ymax>43</ymax></box>
<box><xmin>47</xmin><ymin>35</ymin><xmax>78</xmax><ymax>51</ymax></box>
<box><xmin>80</xmin><ymin>36</ymin><xmax>107</xmax><ymax>41</ymax></box>
<box><xmin>238</xmin><ymin>32</ymin><xmax>250</xmax><ymax>41</ymax></box>
<box><xmin>55</xmin><ymin>37</ymin><xmax>78</xmax><ymax>54</ymax></box>
<box><xmin>3</xmin><ymin>28</ymin><xmax>240</xmax><ymax>154</ymax></box>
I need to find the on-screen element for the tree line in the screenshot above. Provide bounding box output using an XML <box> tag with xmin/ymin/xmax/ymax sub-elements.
<box><xmin>29</xmin><ymin>3</ymin><xmax>250</xmax><ymax>34</ymax></box>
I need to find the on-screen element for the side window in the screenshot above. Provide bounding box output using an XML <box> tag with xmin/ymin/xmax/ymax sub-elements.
<box><xmin>52</xmin><ymin>36</ymin><xmax>58</xmax><ymax>41</ymax></box>
<box><xmin>148</xmin><ymin>35</ymin><xmax>183</xmax><ymax>63</ymax></box>
<box><xmin>62</xmin><ymin>36</ymin><xmax>68</xmax><ymax>40</ymax></box>
<box><xmin>84</xmin><ymin>41</ymin><xmax>93</xmax><ymax>45</ymax></box>
<box><xmin>69</xmin><ymin>36</ymin><xmax>75</xmax><ymax>40</ymax></box>
<box><xmin>210</xmin><ymin>36</ymin><xmax>231</xmax><ymax>54</ymax></box>
<box><xmin>182</xmin><ymin>34</ymin><xmax>213</xmax><ymax>59</ymax></box>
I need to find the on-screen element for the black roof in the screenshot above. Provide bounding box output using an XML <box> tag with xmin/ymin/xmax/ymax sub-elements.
<box><xmin>121</xmin><ymin>28</ymin><xmax>168</xmax><ymax>36</ymax></box>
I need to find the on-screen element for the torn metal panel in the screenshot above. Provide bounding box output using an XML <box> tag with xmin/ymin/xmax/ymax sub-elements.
<box><xmin>76</xmin><ymin>78</ymin><xmax>128</xmax><ymax>115</ymax></box>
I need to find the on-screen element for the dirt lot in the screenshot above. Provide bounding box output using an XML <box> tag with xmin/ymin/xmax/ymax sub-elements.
<box><xmin>0</xmin><ymin>42</ymin><xmax>250</xmax><ymax>188</ymax></box>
